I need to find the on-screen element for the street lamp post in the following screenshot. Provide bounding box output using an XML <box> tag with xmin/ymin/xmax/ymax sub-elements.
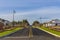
<box><xmin>39</xmin><ymin>17</ymin><xmax>42</xmax><ymax>27</ymax></box>
<box><xmin>39</xmin><ymin>17</ymin><xmax>49</xmax><ymax>27</ymax></box>
<box><xmin>39</xmin><ymin>17</ymin><xmax>42</xmax><ymax>23</ymax></box>
<box><xmin>13</xmin><ymin>10</ymin><xmax>16</xmax><ymax>27</ymax></box>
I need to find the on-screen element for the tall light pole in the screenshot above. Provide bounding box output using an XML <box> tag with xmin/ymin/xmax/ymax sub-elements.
<box><xmin>39</xmin><ymin>17</ymin><xmax>49</xmax><ymax>23</ymax></box>
<box><xmin>38</xmin><ymin>17</ymin><xmax>49</xmax><ymax>27</ymax></box>
<box><xmin>13</xmin><ymin>10</ymin><xmax>16</xmax><ymax>27</ymax></box>
<box><xmin>39</xmin><ymin>17</ymin><xmax>42</xmax><ymax>23</ymax></box>
<box><xmin>39</xmin><ymin>17</ymin><xmax>42</xmax><ymax>27</ymax></box>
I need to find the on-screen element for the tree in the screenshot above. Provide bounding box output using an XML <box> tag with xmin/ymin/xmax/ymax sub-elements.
<box><xmin>22</xmin><ymin>20</ymin><xmax>30</xmax><ymax>28</ymax></box>
<box><xmin>17</xmin><ymin>21</ymin><xmax>23</xmax><ymax>27</ymax></box>
<box><xmin>18</xmin><ymin>21</ymin><xmax>22</xmax><ymax>24</ymax></box>
<box><xmin>11</xmin><ymin>21</ymin><xmax>18</xmax><ymax>27</ymax></box>
<box><xmin>32</xmin><ymin>21</ymin><xmax>40</xmax><ymax>27</ymax></box>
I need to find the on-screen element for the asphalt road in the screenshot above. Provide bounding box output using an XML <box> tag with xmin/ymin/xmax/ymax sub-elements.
<box><xmin>32</xmin><ymin>28</ymin><xmax>60</xmax><ymax>40</ymax></box>
<box><xmin>7</xmin><ymin>28</ymin><xmax>29</xmax><ymax>37</ymax></box>
<box><xmin>0</xmin><ymin>27</ymin><xmax>60</xmax><ymax>40</ymax></box>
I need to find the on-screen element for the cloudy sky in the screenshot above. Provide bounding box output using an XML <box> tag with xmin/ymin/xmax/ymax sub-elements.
<box><xmin>0</xmin><ymin>0</ymin><xmax>60</xmax><ymax>24</ymax></box>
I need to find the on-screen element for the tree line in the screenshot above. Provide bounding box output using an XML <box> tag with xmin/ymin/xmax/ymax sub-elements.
<box><xmin>0</xmin><ymin>20</ymin><xmax>41</xmax><ymax>32</ymax></box>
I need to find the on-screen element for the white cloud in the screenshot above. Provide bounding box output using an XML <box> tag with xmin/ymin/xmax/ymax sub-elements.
<box><xmin>15</xmin><ymin>6</ymin><xmax>60</xmax><ymax>15</ymax></box>
<box><xmin>0</xmin><ymin>6</ymin><xmax>60</xmax><ymax>21</ymax></box>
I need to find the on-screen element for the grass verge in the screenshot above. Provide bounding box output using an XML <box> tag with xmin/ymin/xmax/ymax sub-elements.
<box><xmin>40</xmin><ymin>27</ymin><xmax>60</xmax><ymax>36</ymax></box>
<box><xmin>0</xmin><ymin>27</ymin><xmax>22</xmax><ymax>37</ymax></box>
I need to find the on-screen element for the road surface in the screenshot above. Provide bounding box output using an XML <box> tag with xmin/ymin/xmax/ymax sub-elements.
<box><xmin>0</xmin><ymin>27</ymin><xmax>60</xmax><ymax>40</ymax></box>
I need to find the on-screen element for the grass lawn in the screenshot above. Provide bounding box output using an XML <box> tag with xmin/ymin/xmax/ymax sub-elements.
<box><xmin>40</xmin><ymin>26</ymin><xmax>60</xmax><ymax>36</ymax></box>
<box><xmin>0</xmin><ymin>27</ymin><xmax>22</xmax><ymax>37</ymax></box>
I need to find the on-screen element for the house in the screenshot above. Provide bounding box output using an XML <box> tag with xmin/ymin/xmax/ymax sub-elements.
<box><xmin>0</xmin><ymin>22</ymin><xmax>4</xmax><ymax>31</ymax></box>
<box><xmin>0</xmin><ymin>19</ymin><xmax>10</xmax><ymax>26</ymax></box>
<box><xmin>0</xmin><ymin>18</ymin><xmax>11</xmax><ymax>27</ymax></box>
<box><xmin>43</xmin><ymin>19</ymin><xmax>60</xmax><ymax>27</ymax></box>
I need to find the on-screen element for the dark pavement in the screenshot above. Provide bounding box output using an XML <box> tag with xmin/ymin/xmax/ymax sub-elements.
<box><xmin>32</xmin><ymin>28</ymin><xmax>60</xmax><ymax>40</ymax></box>
<box><xmin>0</xmin><ymin>27</ymin><xmax>60</xmax><ymax>40</ymax></box>
<box><xmin>7</xmin><ymin>28</ymin><xmax>29</xmax><ymax>37</ymax></box>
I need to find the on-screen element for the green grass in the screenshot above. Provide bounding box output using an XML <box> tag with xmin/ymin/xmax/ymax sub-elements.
<box><xmin>40</xmin><ymin>27</ymin><xmax>60</xmax><ymax>36</ymax></box>
<box><xmin>0</xmin><ymin>27</ymin><xmax>22</xmax><ymax>37</ymax></box>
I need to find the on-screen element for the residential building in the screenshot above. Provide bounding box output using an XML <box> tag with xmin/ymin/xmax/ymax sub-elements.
<box><xmin>43</xmin><ymin>19</ymin><xmax>60</xmax><ymax>27</ymax></box>
<box><xmin>0</xmin><ymin>18</ymin><xmax>10</xmax><ymax>26</ymax></box>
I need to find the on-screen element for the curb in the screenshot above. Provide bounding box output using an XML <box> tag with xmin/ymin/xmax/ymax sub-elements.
<box><xmin>36</xmin><ymin>27</ymin><xmax>60</xmax><ymax>38</ymax></box>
